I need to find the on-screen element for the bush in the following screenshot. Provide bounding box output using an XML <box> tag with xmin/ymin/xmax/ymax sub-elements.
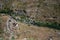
<box><xmin>0</xmin><ymin>8</ymin><xmax>60</xmax><ymax>30</ymax></box>
<box><xmin>0</xmin><ymin>8</ymin><xmax>13</xmax><ymax>15</ymax></box>
<box><xmin>33</xmin><ymin>21</ymin><xmax>60</xmax><ymax>30</ymax></box>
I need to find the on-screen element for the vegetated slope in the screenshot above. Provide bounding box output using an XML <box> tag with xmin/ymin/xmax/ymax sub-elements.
<box><xmin>17</xmin><ymin>22</ymin><xmax>60</xmax><ymax>40</ymax></box>
<box><xmin>5</xmin><ymin>0</ymin><xmax>60</xmax><ymax>23</ymax></box>
<box><xmin>0</xmin><ymin>0</ymin><xmax>60</xmax><ymax>40</ymax></box>
<box><xmin>0</xmin><ymin>14</ymin><xmax>60</xmax><ymax>40</ymax></box>
<box><xmin>0</xmin><ymin>0</ymin><xmax>60</xmax><ymax>23</ymax></box>
<box><xmin>0</xmin><ymin>0</ymin><xmax>60</xmax><ymax>30</ymax></box>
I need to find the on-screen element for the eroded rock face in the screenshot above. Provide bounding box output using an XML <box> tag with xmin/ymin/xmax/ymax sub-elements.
<box><xmin>3</xmin><ymin>16</ymin><xmax>19</xmax><ymax>40</ymax></box>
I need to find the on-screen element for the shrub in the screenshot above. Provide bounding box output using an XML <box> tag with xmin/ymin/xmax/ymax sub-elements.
<box><xmin>33</xmin><ymin>21</ymin><xmax>60</xmax><ymax>30</ymax></box>
<box><xmin>0</xmin><ymin>8</ymin><xmax>13</xmax><ymax>15</ymax></box>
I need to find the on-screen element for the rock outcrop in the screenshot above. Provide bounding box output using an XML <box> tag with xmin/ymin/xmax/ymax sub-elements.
<box><xmin>0</xmin><ymin>15</ymin><xmax>19</xmax><ymax>40</ymax></box>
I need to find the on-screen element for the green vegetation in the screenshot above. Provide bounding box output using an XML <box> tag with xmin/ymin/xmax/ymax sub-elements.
<box><xmin>0</xmin><ymin>9</ymin><xmax>60</xmax><ymax>30</ymax></box>
<box><xmin>0</xmin><ymin>29</ymin><xmax>4</xmax><ymax>35</ymax></box>
<box><xmin>28</xmin><ymin>38</ymin><xmax>34</xmax><ymax>40</ymax></box>
<box><xmin>34</xmin><ymin>21</ymin><xmax>60</xmax><ymax>30</ymax></box>
<box><xmin>0</xmin><ymin>17</ymin><xmax>2</xmax><ymax>23</ymax></box>
<box><xmin>0</xmin><ymin>37</ymin><xmax>3</xmax><ymax>40</ymax></box>
<box><xmin>0</xmin><ymin>28</ymin><xmax>4</xmax><ymax>34</ymax></box>
<box><xmin>0</xmin><ymin>9</ymin><xmax>9</xmax><ymax>13</ymax></box>
<box><xmin>0</xmin><ymin>8</ymin><xmax>13</xmax><ymax>15</ymax></box>
<box><xmin>0</xmin><ymin>17</ymin><xmax>4</xmax><ymax>34</ymax></box>
<box><xmin>11</xmin><ymin>36</ymin><xmax>15</xmax><ymax>40</ymax></box>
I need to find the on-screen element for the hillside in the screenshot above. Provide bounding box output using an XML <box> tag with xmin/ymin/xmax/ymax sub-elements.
<box><xmin>0</xmin><ymin>14</ymin><xmax>60</xmax><ymax>40</ymax></box>
<box><xmin>0</xmin><ymin>0</ymin><xmax>60</xmax><ymax>23</ymax></box>
<box><xmin>0</xmin><ymin>0</ymin><xmax>60</xmax><ymax>40</ymax></box>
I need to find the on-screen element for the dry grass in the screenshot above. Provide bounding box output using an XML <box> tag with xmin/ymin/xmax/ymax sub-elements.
<box><xmin>0</xmin><ymin>14</ymin><xmax>9</xmax><ymax>29</ymax></box>
<box><xmin>16</xmin><ymin>22</ymin><xmax>60</xmax><ymax>40</ymax></box>
<box><xmin>0</xmin><ymin>15</ymin><xmax>60</xmax><ymax>40</ymax></box>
